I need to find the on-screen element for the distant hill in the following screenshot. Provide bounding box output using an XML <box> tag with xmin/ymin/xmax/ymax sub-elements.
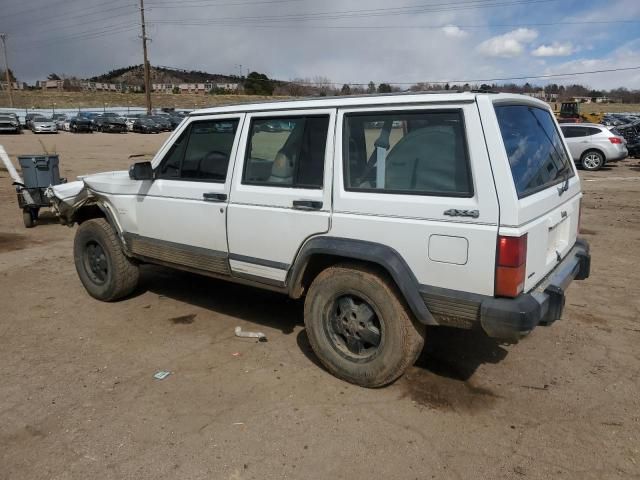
<box><xmin>87</xmin><ymin>65</ymin><xmax>240</xmax><ymax>85</ymax></box>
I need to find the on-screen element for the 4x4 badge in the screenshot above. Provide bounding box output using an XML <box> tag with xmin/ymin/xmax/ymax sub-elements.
<box><xmin>443</xmin><ymin>209</ymin><xmax>480</xmax><ymax>218</ymax></box>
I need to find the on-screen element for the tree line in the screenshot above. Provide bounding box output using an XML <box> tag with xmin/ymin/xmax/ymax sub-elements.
<box><xmin>6</xmin><ymin>67</ymin><xmax>640</xmax><ymax>103</ymax></box>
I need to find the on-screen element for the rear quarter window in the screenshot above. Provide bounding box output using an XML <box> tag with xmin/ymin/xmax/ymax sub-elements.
<box><xmin>495</xmin><ymin>104</ymin><xmax>573</xmax><ymax>198</ymax></box>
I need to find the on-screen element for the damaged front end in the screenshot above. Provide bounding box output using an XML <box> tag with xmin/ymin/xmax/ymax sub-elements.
<box><xmin>46</xmin><ymin>180</ymin><xmax>95</xmax><ymax>225</ymax></box>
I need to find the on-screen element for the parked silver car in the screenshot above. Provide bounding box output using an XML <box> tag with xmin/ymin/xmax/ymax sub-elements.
<box><xmin>560</xmin><ymin>123</ymin><xmax>627</xmax><ymax>171</ymax></box>
<box><xmin>53</xmin><ymin>114</ymin><xmax>67</xmax><ymax>131</ymax></box>
<box><xmin>0</xmin><ymin>113</ymin><xmax>21</xmax><ymax>133</ymax></box>
<box><xmin>31</xmin><ymin>116</ymin><xmax>58</xmax><ymax>134</ymax></box>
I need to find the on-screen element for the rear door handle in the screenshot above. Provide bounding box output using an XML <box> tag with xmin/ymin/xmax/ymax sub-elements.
<box><xmin>293</xmin><ymin>200</ymin><xmax>323</xmax><ymax>210</ymax></box>
<box><xmin>203</xmin><ymin>192</ymin><xmax>228</xmax><ymax>202</ymax></box>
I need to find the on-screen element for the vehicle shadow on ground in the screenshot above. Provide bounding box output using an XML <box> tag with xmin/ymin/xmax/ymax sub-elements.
<box><xmin>139</xmin><ymin>265</ymin><xmax>508</xmax><ymax>382</ymax></box>
<box><xmin>415</xmin><ymin>326</ymin><xmax>508</xmax><ymax>380</ymax></box>
<box><xmin>296</xmin><ymin>324</ymin><xmax>508</xmax><ymax>382</ymax></box>
<box><xmin>139</xmin><ymin>265</ymin><xmax>302</xmax><ymax>334</ymax></box>
<box><xmin>33</xmin><ymin>212</ymin><xmax>62</xmax><ymax>226</ymax></box>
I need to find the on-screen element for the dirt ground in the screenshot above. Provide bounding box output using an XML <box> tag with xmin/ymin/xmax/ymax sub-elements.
<box><xmin>0</xmin><ymin>130</ymin><xmax>639</xmax><ymax>480</ymax></box>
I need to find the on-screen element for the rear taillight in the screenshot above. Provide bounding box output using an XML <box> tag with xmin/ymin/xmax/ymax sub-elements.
<box><xmin>609</xmin><ymin>137</ymin><xmax>622</xmax><ymax>144</ymax></box>
<box><xmin>495</xmin><ymin>234</ymin><xmax>527</xmax><ymax>298</ymax></box>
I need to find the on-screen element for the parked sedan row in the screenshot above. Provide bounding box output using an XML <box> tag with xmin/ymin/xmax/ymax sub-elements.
<box><xmin>15</xmin><ymin>111</ymin><xmax>187</xmax><ymax>134</ymax></box>
<box><xmin>124</xmin><ymin>113</ymin><xmax>185</xmax><ymax>133</ymax></box>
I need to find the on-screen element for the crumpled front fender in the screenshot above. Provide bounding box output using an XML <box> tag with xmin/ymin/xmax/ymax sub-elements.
<box><xmin>46</xmin><ymin>180</ymin><xmax>93</xmax><ymax>224</ymax></box>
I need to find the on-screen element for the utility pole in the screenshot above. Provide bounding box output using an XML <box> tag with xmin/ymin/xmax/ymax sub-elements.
<box><xmin>139</xmin><ymin>0</ymin><xmax>152</xmax><ymax>115</ymax></box>
<box><xmin>0</xmin><ymin>33</ymin><xmax>14</xmax><ymax>108</ymax></box>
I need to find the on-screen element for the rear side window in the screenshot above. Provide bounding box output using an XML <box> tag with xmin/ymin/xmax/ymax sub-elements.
<box><xmin>585</xmin><ymin>127</ymin><xmax>602</xmax><ymax>136</ymax></box>
<box><xmin>495</xmin><ymin>105</ymin><xmax>573</xmax><ymax>198</ymax></box>
<box><xmin>343</xmin><ymin>110</ymin><xmax>472</xmax><ymax>196</ymax></box>
<box><xmin>243</xmin><ymin>116</ymin><xmax>329</xmax><ymax>189</ymax></box>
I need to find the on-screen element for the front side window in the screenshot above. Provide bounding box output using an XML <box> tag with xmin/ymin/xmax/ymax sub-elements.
<box><xmin>495</xmin><ymin>105</ymin><xmax>573</xmax><ymax>198</ymax></box>
<box><xmin>343</xmin><ymin>110</ymin><xmax>472</xmax><ymax>196</ymax></box>
<box><xmin>243</xmin><ymin>116</ymin><xmax>329</xmax><ymax>188</ymax></box>
<box><xmin>157</xmin><ymin>119</ymin><xmax>239</xmax><ymax>181</ymax></box>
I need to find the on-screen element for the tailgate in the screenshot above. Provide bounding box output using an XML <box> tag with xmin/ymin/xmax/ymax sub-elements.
<box><xmin>518</xmin><ymin>191</ymin><xmax>580</xmax><ymax>291</ymax></box>
<box><xmin>491</xmin><ymin>99</ymin><xmax>582</xmax><ymax>293</ymax></box>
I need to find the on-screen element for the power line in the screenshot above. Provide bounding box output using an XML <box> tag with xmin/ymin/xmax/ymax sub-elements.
<box><xmin>15</xmin><ymin>25</ymin><xmax>140</xmax><ymax>50</ymax></box>
<box><xmin>148</xmin><ymin>19</ymin><xmax>640</xmax><ymax>30</ymax></box>
<box><xmin>1</xmin><ymin>0</ymin><xmax>72</xmax><ymax>19</ymax></box>
<box><xmin>285</xmin><ymin>65</ymin><xmax>640</xmax><ymax>86</ymax></box>
<box><xmin>149</xmin><ymin>0</ymin><xmax>562</xmax><ymax>24</ymax></box>
<box><xmin>7</xmin><ymin>5</ymin><xmax>138</xmax><ymax>39</ymax></box>
<box><xmin>147</xmin><ymin>0</ymin><xmax>302</xmax><ymax>8</ymax></box>
<box><xmin>153</xmin><ymin>63</ymin><xmax>640</xmax><ymax>86</ymax></box>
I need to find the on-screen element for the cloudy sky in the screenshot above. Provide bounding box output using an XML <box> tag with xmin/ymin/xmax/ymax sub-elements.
<box><xmin>2</xmin><ymin>0</ymin><xmax>640</xmax><ymax>89</ymax></box>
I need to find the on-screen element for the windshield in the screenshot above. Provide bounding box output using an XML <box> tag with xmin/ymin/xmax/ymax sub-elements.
<box><xmin>495</xmin><ymin>104</ymin><xmax>573</xmax><ymax>198</ymax></box>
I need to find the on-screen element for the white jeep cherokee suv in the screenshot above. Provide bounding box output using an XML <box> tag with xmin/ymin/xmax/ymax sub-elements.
<box><xmin>51</xmin><ymin>92</ymin><xmax>591</xmax><ymax>387</ymax></box>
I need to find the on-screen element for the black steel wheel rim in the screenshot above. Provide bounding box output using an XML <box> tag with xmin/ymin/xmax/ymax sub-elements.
<box><xmin>83</xmin><ymin>240</ymin><xmax>109</xmax><ymax>285</ymax></box>
<box><xmin>325</xmin><ymin>293</ymin><xmax>383</xmax><ymax>362</ymax></box>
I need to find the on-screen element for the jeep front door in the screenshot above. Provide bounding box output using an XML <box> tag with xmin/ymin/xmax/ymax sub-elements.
<box><xmin>132</xmin><ymin>116</ymin><xmax>243</xmax><ymax>276</ymax></box>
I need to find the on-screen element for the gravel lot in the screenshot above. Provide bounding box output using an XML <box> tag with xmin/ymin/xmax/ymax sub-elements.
<box><xmin>1</xmin><ymin>131</ymin><xmax>639</xmax><ymax>480</ymax></box>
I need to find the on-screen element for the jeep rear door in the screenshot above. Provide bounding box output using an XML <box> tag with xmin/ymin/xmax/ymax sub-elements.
<box><xmin>478</xmin><ymin>96</ymin><xmax>581</xmax><ymax>293</ymax></box>
<box><xmin>226</xmin><ymin>109</ymin><xmax>335</xmax><ymax>285</ymax></box>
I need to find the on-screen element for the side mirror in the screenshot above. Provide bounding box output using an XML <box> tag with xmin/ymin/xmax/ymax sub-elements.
<box><xmin>129</xmin><ymin>161</ymin><xmax>154</xmax><ymax>181</ymax></box>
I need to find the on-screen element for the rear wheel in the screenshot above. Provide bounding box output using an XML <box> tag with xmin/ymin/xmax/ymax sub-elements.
<box><xmin>581</xmin><ymin>150</ymin><xmax>604</xmax><ymax>171</ymax></box>
<box><xmin>304</xmin><ymin>264</ymin><xmax>425</xmax><ymax>387</ymax></box>
<box><xmin>74</xmin><ymin>218</ymin><xmax>139</xmax><ymax>301</ymax></box>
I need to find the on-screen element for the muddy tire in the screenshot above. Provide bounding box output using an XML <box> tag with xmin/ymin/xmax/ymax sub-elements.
<box><xmin>74</xmin><ymin>218</ymin><xmax>139</xmax><ymax>301</ymax></box>
<box><xmin>304</xmin><ymin>263</ymin><xmax>425</xmax><ymax>388</ymax></box>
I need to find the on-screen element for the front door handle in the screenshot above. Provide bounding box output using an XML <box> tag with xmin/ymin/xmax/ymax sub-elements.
<box><xmin>203</xmin><ymin>192</ymin><xmax>228</xmax><ymax>202</ymax></box>
<box><xmin>293</xmin><ymin>200</ymin><xmax>323</xmax><ymax>210</ymax></box>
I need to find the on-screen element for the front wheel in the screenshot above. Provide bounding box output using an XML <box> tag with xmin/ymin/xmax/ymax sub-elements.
<box><xmin>304</xmin><ymin>264</ymin><xmax>425</xmax><ymax>387</ymax></box>
<box><xmin>74</xmin><ymin>218</ymin><xmax>139</xmax><ymax>301</ymax></box>
<box><xmin>581</xmin><ymin>150</ymin><xmax>604</xmax><ymax>171</ymax></box>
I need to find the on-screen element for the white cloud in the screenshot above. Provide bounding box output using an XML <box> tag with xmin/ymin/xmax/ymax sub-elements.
<box><xmin>442</xmin><ymin>25</ymin><xmax>468</xmax><ymax>38</ymax></box>
<box><xmin>477</xmin><ymin>28</ymin><xmax>538</xmax><ymax>57</ymax></box>
<box><xmin>532</xmin><ymin>42</ymin><xmax>575</xmax><ymax>57</ymax></box>
<box><xmin>541</xmin><ymin>39</ymin><xmax>640</xmax><ymax>89</ymax></box>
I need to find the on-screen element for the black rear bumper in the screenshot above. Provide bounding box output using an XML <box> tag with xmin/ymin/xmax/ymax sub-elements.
<box><xmin>480</xmin><ymin>238</ymin><xmax>590</xmax><ymax>341</ymax></box>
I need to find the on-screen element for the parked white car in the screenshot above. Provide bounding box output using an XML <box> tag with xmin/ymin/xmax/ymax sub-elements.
<box><xmin>50</xmin><ymin>92</ymin><xmax>591</xmax><ymax>387</ymax></box>
<box><xmin>124</xmin><ymin>115</ymin><xmax>141</xmax><ymax>131</ymax></box>
<box><xmin>560</xmin><ymin>123</ymin><xmax>628</xmax><ymax>171</ymax></box>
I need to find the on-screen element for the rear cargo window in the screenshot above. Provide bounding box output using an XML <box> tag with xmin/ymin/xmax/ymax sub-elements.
<box><xmin>495</xmin><ymin>105</ymin><xmax>573</xmax><ymax>198</ymax></box>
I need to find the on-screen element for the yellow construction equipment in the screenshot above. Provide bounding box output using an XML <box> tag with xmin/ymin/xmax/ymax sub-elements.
<box><xmin>554</xmin><ymin>102</ymin><xmax>604</xmax><ymax>124</ymax></box>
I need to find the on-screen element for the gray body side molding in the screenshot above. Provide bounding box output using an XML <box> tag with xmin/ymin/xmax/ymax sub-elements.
<box><xmin>288</xmin><ymin>236</ymin><xmax>437</xmax><ymax>326</ymax></box>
